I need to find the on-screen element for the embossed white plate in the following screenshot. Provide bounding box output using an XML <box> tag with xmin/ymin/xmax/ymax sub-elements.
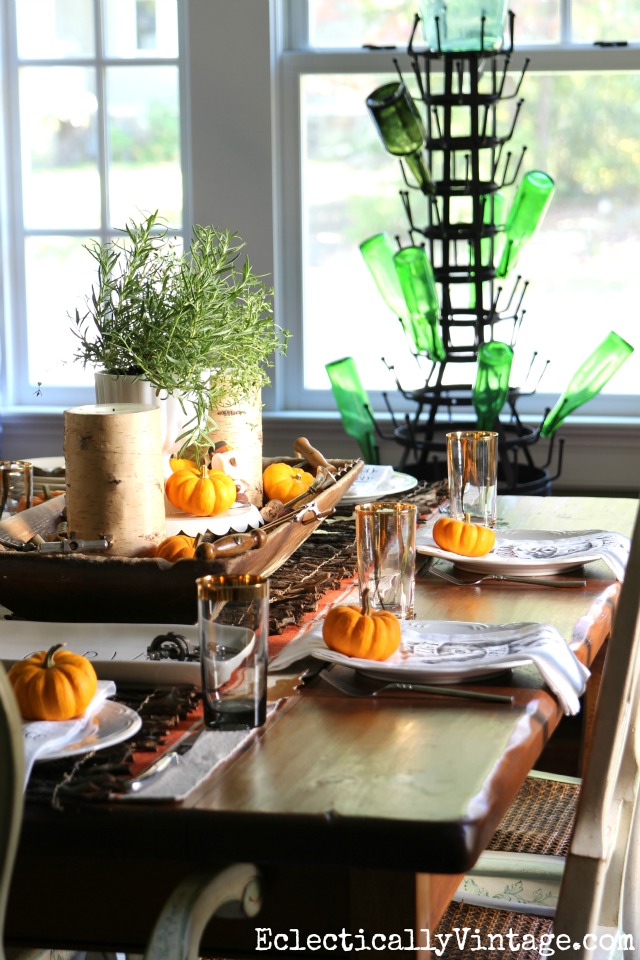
<box><xmin>416</xmin><ymin>527</ymin><xmax>628</xmax><ymax>577</ymax></box>
<box><xmin>38</xmin><ymin>701</ymin><xmax>142</xmax><ymax>761</ymax></box>
<box><xmin>340</xmin><ymin>471</ymin><xmax>418</xmax><ymax>505</ymax></box>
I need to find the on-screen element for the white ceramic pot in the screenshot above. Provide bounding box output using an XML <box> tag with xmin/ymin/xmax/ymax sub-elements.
<box><xmin>94</xmin><ymin>372</ymin><xmax>193</xmax><ymax>462</ymax></box>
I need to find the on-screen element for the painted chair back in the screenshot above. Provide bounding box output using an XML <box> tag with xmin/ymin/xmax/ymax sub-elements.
<box><xmin>554</xmin><ymin>500</ymin><xmax>640</xmax><ymax>958</ymax></box>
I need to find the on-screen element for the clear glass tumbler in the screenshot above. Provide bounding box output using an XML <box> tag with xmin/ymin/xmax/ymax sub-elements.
<box><xmin>0</xmin><ymin>460</ymin><xmax>34</xmax><ymax>516</ymax></box>
<box><xmin>446</xmin><ymin>431</ymin><xmax>498</xmax><ymax>528</ymax></box>
<box><xmin>355</xmin><ymin>501</ymin><xmax>417</xmax><ymax>619</ymax></box>
<box><xmin>198</xmin><ymin>574</ymin><xmax>269</xmax><ymax>731</ymax></box>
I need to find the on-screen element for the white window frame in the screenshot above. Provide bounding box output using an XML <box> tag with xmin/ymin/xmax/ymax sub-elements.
<box><xmin>276</xmin><ymin>0</ymin><xmax>640</xmax><ymax>422</ymax></box>
<box><xmin>0</xmin><ymin>0</ymin><xmax>190</xmax><ymax>411</ymax></box>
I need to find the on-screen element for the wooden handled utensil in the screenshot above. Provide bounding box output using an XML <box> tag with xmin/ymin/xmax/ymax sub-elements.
<box><xmin>293</xmin><ymin>437</ymin><xmax>337</xmax><ymax>473</ymax></box>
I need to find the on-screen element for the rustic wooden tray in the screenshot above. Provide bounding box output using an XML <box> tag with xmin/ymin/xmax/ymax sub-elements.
<box><xmin>0</xmin><ymin>457</ymin><xmax>362</xmax><ymax>624</ymax></box>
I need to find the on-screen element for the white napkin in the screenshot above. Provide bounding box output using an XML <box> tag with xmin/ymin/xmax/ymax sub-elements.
<box><xmin>401</xmin><ymin>622</ymin><xmax>590</xmax><ymax>716</ymax></box>
<box><xmin>270</xmin><ymin>616</ymin><xmax>589</xmax><ymax>716</ymax></box>
<box><xmin>347</xmin><ymin>464</ymin><xmax>395</xmax><ymax>497</ymax></box>
<box><xmin>22</xmin><ymin>680</ymin><xmax>117</xmax><ymax>789</ymax></box>
<box><xmin>121</xmin><ymin>701</ymin><xmax>281</xmax><ymax>802</ymax></box>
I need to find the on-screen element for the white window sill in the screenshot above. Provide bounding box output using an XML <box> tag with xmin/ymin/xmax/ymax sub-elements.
<box><xmin>3</xmin><ymin>407</ymin><xmax>638</xmax><ymax>495</ymax></box>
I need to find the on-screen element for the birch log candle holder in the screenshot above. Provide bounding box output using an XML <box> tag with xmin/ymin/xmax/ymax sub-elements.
<box><xmin>207</xmin><ymin>389</ymin><xmax>264</xmax><ymax>508</ymax></box>
<box><xmin>64</xmin><ymin>403</ymin><xmax>165</xmax><ymax>557</ymax></box>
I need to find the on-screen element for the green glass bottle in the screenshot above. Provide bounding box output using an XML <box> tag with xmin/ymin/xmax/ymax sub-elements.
<box><xmin>360</xmin><ymin>232</ymin><xmax>411</xmax><ymax>327</ymax></box>
<box><xmin>541</xmin><ymin>331</ymin><xmax>634</xmax><ymax>437</ymax></box>
<box><xmin>496</xmin><ymin>171</ymin><xmax>555</xmax><ymax>279</ymax></box>
<box><xmin>366</xmin><ymin>81</ymin><xmax>434</xmax><ymax>195</ymax></box>
<box><xmin>472</xmin><ymin>340</ymin><xmax>514</xmax><ymax>430</ymax></box>
<box><xmin>326</xmin><ymin>357</ymin><xmax>379</xmax><ymax>464</ymax></box>
<box><xmin>394</xmin><ymin>245</ymin><xmax>446</xmax><ymax>362</ymax></box>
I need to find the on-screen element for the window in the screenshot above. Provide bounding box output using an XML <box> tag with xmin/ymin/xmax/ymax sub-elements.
<box><xmin>1</xmin><ymin>1</ymin><xmax>638</xmax><ymax>435</ymax></box>
<box><xmin>0</xmin><ymin>0</ymin><xmax>183</xmax><ymax>409</ymax></box>
<box><xmin>279</xmin><ymin>0</ymin><xmax>640</xmax><ymax>419</ymax></box>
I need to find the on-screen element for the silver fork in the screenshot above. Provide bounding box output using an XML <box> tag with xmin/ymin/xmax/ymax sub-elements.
<box><xmin>427</xmin><ymin>562</ymin><xmax>586</xmax><ymax>589</ymax></box>
<box><xmin>319</xmin><ymin>666</ymin><xmax>514</xmax><ymax>704</ymax></box>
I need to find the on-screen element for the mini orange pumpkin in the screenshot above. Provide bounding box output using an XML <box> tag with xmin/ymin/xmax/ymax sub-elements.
<box><xmin>8</xmin><ymin>643</ymin><xmax>98</xmax><ymax>721</ymax></box>
<box><xmin>155</xmin><ymin>534</ymin><xmax>196</xmax><ymax>562</ymax></box>
<box><xmin>165</xmin><ymin>465</ymin><xmax>236</xmax><ymax>517</ymax></box>
<box><xmin>16</xmin><ymin>489</ymin><xmax>64</xmax><ymax>512</ymax></box>
<box><xmin>322</xmin><ymin>589</ymin><xmax>401</xmax><ymax>662</ymax></box>
<box><xmin>263</xmin><ymin>462</ymin><xmax>315</xmax><ymax>504</ymax></box>
<box><xmin>168</xmin><ymin>457</ymin><xmax>198</xmax><ymax>473</ymax></box>
<box><xmin>432</xmin><ymin>516</ymin><xmax>496</xmax><ymax>557</ymax></box>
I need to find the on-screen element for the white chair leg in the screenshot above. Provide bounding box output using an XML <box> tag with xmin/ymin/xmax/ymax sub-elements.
<box><xmin>143</xmin><ymin>863</ymin><xmax>261</xmax><ymax>960</ymax></box>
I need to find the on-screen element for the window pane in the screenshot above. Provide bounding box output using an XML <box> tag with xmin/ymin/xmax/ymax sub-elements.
<box><xmin>301</xmin><ymin>70</ymin><xmax>640</xmax><ymax>398</ymax></box>
<box><xmin>25</xmin><ymin>236</ymin><xmax>96</xmax><ymax>390</ymax></box>
<box><xmin>308</xmin><ymin>0</ymin><xmax>417</xmax><ymax>49</ymax></box>
<box><xmin>509</xmin><ymin>0</ymin><xmax>560</xmax><ymax>44</ymax></box>
<box><xmin>572</xmin><ymin>1</ymin><xmax>640</xmax><ymax>44</ymax></box>
<box><xmin>106</xmin><ymin>65</ymin><xmax>182</xmax><ymax>227</ymax></box>
<box><xmin>308</xmin><ymin>0</ymin><xmax>559</xmax><ymax>48</ymax></box>
<box><xmin>103</xmin><ymin>0</ymin><xmax>179</xmax><ymax>58</ymax></box>
<box><xmin>301</xmin><ymin>73</ymin><xmax>425</xmax><ymax>392</ymax></box>
<box><xmin>501</xmin><ymin>71</ymin><xmax>639</xmax><ymax>396</ymax></box>
<box><xmin>19</xmin><ymin>66</ymin><xmax>100</xmax><ymax>229</ymax></box>
<box><xmin>16</xmin><ymin>0</ymin><xmax>95</xmax><ymax>59</ymax></box>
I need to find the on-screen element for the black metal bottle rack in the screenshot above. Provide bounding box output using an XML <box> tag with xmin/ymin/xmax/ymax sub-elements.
<box><xmin>374</xmin><ymin>12</ymin><xmax>562</xmax><ymax>493</ymax></box>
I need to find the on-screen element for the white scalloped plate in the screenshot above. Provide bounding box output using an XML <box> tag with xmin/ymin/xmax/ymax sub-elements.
<box><xmin>340</xmin><ymin>471</ymin><xmax>418</xmax><ymax>506</ymax></box>
<box><xmin>36</xmin><ymin>701</ymin><xmax>142</xmax><ymax>761</ymax></box>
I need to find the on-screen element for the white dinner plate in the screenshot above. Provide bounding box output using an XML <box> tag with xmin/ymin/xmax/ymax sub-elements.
<box><xmin>416</xmin><ymin>527</ymin><xmax>617</xmax><ymax>577</ymax></box>
<box><xmin>341</xmin><ymin>471</ymin><xmax>418</xmax><ymax>506</ymax></box>
<box><xmin>311</xmin><ymin>620</ymin><xmax>533</xmax><ymax>684</ymax></box>
<box><xmin>36</xmin><ymin>701</ymin><xmax>142</xmax><ymax>762</ymax></box>
<box><xmin>29</xmin><ymin>457</ymin><xmax>65</xmax><ymax>473</ymax></box>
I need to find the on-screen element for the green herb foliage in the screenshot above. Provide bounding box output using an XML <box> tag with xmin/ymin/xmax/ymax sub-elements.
<box><xmin>73</xmin><ymin>211</ymin><xmax>289</xmax><ymax>458</ymax></box>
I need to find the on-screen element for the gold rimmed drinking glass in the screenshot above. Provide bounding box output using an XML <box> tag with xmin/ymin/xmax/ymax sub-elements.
<box><xmin>446</xmin><ymin>431</ymin><xmax>498</xmax><ymax>528</ymax></box>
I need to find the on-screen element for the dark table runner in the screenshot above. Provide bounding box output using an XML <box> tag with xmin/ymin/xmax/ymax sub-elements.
<box><xmin>25</xmin><ymin>479</ymin><xmax>448</xmax><ymax>808</ymax></box>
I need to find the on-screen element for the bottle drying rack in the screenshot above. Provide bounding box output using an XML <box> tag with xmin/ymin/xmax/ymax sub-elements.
<box><xmin>369</xmin><ymin>12</ymin><xmax>562</xmax><ymax>493</ymax></box>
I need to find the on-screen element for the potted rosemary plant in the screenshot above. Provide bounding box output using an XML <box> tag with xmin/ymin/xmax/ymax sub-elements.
<box><xmin>73</xmin><ymin>211</ymin><xmax>289</xmax><ymax>466</ymax></box>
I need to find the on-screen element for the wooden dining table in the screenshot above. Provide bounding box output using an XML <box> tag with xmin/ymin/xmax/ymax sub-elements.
<box><xmin>5</xmin><ymin>494</ymin><xmax>637</xmax><ymax>958</ymax></box>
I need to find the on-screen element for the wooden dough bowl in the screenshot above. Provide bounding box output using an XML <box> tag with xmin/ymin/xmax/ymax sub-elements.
<box><xmin>0</xmin><ymin>458</ymin><xmax>362</xmax><ymax>624</ymax></box>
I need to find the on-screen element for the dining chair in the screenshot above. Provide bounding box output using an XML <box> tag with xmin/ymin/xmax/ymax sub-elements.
<box><xmin>0</xmin><ymin>659</ymin><xmax>261</xmax><ymax>960</ymax></box>
<box><xmin>435</xmin><ymin>498</ymin><xmax>640</xmax><ymax>958</ymax></box>
<box><xmin>325</xmin><ymin>357</ymin><xmax>380</xmax><ymax>464</ymax></box>
<box><xmin>0</xmin><ymin>663</ymin><xmax>25</xmax><ymax>960</ymax></box>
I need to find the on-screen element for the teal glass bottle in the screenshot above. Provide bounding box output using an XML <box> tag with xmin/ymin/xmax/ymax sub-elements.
<box><xmin>472</xmin><ymin>340</ymin><xmax>514</xmax><ymax>429</ymax></box>
<box><xmin>393</xmin><ymin>245</ymin><xmax>446</xmax><ymax>362</ymax></box>
<box><xmin>420</xmin><ymin>0</ymin><xmax>509</xmax><ymax>52</ymax></box>
<box><xmin>366</xmin><ymin>82</ymin><xmax>434</xmax><ymax>195</ymax></box>
<box><xmin>541</xmin><ymin>331</ymin><xmax>634</xmax><ymax>437</ymax></box>
<box><xmin>496</xmin><ymin>171</ymin><xmax>555</xmax><ymax>279</ymax></box>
